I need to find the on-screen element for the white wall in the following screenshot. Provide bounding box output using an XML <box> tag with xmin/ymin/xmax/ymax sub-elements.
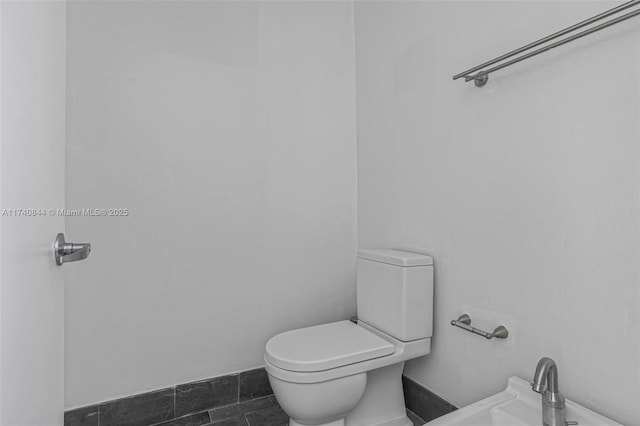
<box><xmin>355</xmin><ymin>1</ymin><xmax>640</xmax><ymax>425</ymax></box>
<box><xmin>65</xmin><ymin>1</ymin><xmax>357</xmax><ymax>408</ymax></box>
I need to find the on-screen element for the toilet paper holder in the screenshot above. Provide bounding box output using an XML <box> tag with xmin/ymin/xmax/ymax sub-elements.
<box><xmin>451</xmin><ymin>313</ymin><xmax>509</xmax><ymax>340</ymax></box>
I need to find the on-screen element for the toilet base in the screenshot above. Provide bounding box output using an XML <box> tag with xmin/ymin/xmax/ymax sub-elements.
<box><xmin>281</xmin><ymin>362</ymin><xmax>413</xmax><ymax>426</ymax></box>
<box><xmin>289</xmin><ymin>416</ymin><xmax>410</xmax><ymax>426</ymax></box>
<box><xmin>345</xmin><ymin>362</ymin><xmax>411</xmax><ymax>426</ymax></box>
<box><xmin>290</xmin><ymin>420</ymin><xmax>344</xmax><ymax>426</ymax></box>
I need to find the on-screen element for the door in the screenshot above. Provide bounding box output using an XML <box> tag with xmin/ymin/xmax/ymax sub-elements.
<box><xmin>0</xmin><ymin>1</ymin><xmax>67</xmax><ymax>424</ymax></box>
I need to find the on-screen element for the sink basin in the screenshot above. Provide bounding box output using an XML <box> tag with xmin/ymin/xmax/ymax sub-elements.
<box><xmin>425</xmin><ymin>377</ymin><xmax>622</xmax><ymax>426</ymax></box>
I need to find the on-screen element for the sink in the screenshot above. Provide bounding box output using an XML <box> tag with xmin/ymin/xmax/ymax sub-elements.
<box><xmin>425</xmin><ymin>377</ymin><xmax>622</xmax><ymax>426</ymax></box>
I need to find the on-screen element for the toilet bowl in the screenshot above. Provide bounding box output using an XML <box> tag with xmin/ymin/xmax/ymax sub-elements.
<box><xmin>264</xmin><ymin>249</ymin><xmax>434</xmax><ymax>426</ymax></box>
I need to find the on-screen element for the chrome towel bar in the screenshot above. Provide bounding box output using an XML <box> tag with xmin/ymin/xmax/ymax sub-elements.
<box><xmin>453</xmin><ymin>0</ymin><xmax>640</xmax><ymax>87</ymax></box>
<box><xmin>451</xmin><ymin>313</ymin><xmax>509</xmax><ymax>340</ymax></box>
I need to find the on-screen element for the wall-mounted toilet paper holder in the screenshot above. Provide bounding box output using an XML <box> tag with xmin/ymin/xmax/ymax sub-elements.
<box><xmin>451</xmin><ymin>313</ymin><xmax>509</xmax><ymax>340</ymax></box>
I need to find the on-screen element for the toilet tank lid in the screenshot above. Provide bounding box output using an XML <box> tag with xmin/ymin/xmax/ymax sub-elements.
<box><xmin>358</xmin><ymin>249</ymin><xmax>433</xmax><ymax>267</ymax></box>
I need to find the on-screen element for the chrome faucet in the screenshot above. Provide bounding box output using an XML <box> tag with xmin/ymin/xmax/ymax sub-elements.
<box><xmin>531</xmin><ymin>357</ymin><xmax>577</xmax><ymax>426</ymax></box>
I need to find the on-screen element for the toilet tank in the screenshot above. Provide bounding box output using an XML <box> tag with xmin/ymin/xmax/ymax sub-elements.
<box><xmin>357</xmin><ymin>249</ymin><xmax>433</xmax><ymax>342</ymax></box>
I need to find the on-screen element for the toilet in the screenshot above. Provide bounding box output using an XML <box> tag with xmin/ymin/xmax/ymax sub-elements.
<box><xmin>264</xmin><ymin>249</ymin><xmax>434</xmax><ymax>426</ymax></box>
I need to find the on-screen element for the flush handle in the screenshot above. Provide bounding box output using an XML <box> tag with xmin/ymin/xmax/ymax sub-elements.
<box><xmin>54</xmin><ymin>233</ymin><xmax>91</xmax><ymax>266</ymax></box>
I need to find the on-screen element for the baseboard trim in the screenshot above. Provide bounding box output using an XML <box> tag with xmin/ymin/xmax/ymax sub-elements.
<box><xmin>66</xmin><ymin>369</ymin><xmax>456</xmax><ymax>426</ymax></box>
<box><xmin>64</xmin><ymin>367</ymin><xmax>272</xmax><ymax>426</ymax></box>
<box><xmin>402</xmin><ymin>375</ymin><xmax>457</xmax><ymax>423</ymax></box>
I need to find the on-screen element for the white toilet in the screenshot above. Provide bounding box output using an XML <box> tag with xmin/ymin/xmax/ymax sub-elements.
<box><xmin>264</xmin><ymin>249</ymin><xmax>433</xmax><ymax>426</ymax></box>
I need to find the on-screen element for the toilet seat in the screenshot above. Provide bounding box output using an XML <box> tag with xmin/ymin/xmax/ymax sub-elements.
<box><xmin>265</xmin><ymin>320</ymin><xmax>430</xmax><ymax>384</ymax></box>
<box><xmin>265</xmin><ymin>320</ymin><xmax>394</xmax><ymax>373</ymax></box>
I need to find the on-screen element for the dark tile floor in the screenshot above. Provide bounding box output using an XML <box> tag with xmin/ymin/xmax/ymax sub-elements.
<box><xmin>151</xmin><ymin>395</ymin><xmax>287</xmax><ymax>426</ymax></box>
<box><xmin>153</xmin><ymin>395</ymin><xmax>426</xmax><ymax>426</ymax></box>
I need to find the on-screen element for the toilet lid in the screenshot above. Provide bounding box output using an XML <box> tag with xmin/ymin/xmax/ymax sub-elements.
<box><xmin>265</xmin><ymin>320</ymin><xmax>395</xmax><ymax>372</ymax></box>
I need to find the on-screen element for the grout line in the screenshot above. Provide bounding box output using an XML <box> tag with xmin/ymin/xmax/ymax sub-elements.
<box><xmin>173</xmin><ymin>386</ymin><xmax>176</xmax><ymax>420</ymax></box>
<box><xmin>241</xmin><ymin>396</ymin><xmax>274</xmax><ymax>417</ymax></box>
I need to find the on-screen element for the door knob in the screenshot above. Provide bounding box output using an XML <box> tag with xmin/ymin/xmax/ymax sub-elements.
<box><xmin>54</xmin><ymin>233</ymin><xmax>91</xmax><ymax>266</ymax></box>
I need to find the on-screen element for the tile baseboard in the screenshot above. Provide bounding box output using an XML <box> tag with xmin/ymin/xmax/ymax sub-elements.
<box><xmin>65</xmin><ymin>369</ymin><xmax>454</xmax><ymax>426</ymax></box>
<box><xmin>65</xmin><ymin>368</ymin><xmax>273</xmax><ymax>426</ymax></box>
<box><xmin>402</xmin><ymin>375</ymin><xmax>457</xmax><ymax>423</ymax></box>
